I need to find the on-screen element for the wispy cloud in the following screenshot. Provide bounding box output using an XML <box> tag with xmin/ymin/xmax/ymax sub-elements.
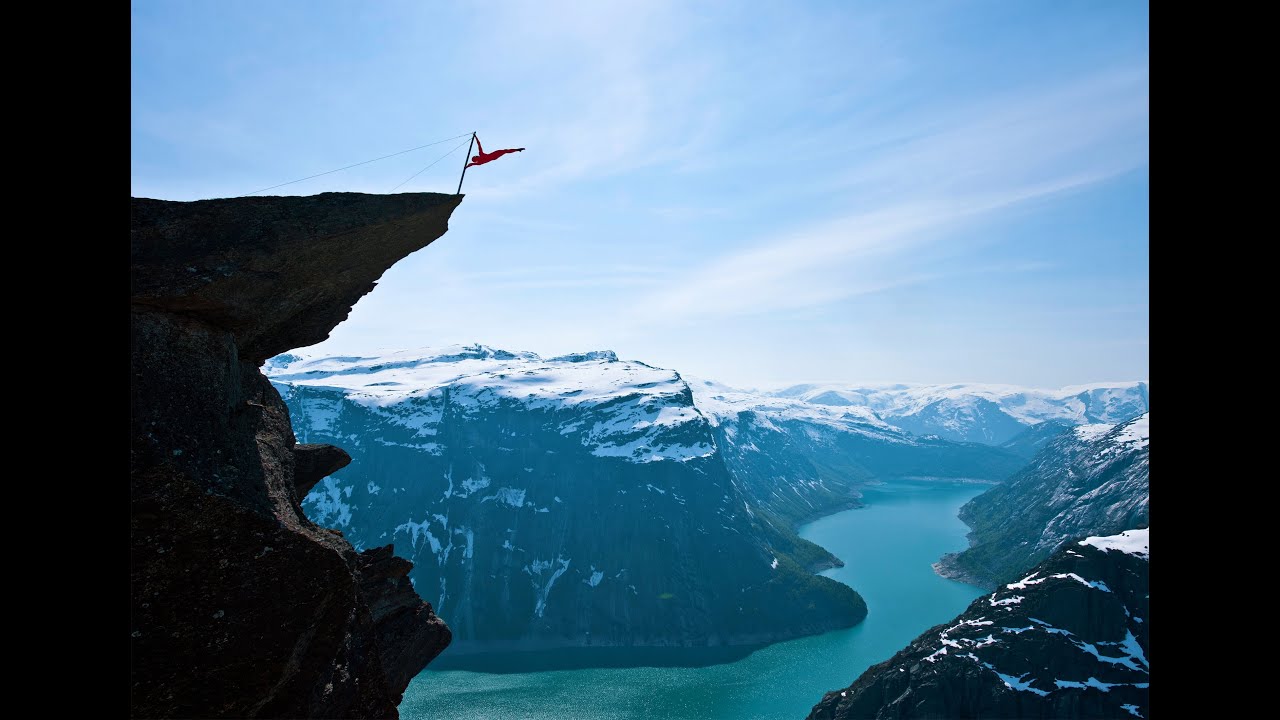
<box><xmin>133</xmin><ymin>0</ymin><xmax>1149</xmax><ymax>386</ymax></box>
<box><xmin>451</xmin><ymin>264</ymin><xmax>669</xmax><ymax>291</ymax></box>
<box><xmin>630</xmin><ymin>67</ymin><xmax>1148</xmax><ymax>325</ymax></box>
<box><xmin>443</xmin><ymin>0</ymin><xmax>719</xmax><ymax>198</ymax></box>
<box><xmin>819</xmin><ymin>67</ymin><xmax>1149</xmax><ymax>202</ymax></box>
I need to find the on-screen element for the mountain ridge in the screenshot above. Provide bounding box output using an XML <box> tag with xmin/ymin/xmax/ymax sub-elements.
<box><xmin>809</xmin><ymin>528</ymin><xmax>1150</xmax><ymax>720</ymax></box>
<box><xmin>938</xmin><ymin>412</ymin><xmax>1149</xmax><ymax>588</ymax></box>
<box><xmin>267</xmin><ymin>345</ymin><xmax>1030</xmax><ymax>662</ymax></box>
<box><xmin>772</xmin><ymin>380</ymin><xmax>1149</xmax><ymax>445</ymax></box>
<box><xmin>272</xmin><ymin>345</ymin><xmax>1147</xmax><ymax>447</ymax></box>
<box><xmin>269</xmin><ymin>344</ymin><xmax>874</xmax><ymax>659</ymax></box>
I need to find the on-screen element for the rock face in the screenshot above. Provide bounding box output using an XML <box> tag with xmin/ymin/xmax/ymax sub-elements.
<box><xmin>997</xmin><ymin>420</ymin><xmax>1073</xmax><ymax>460</ymax></box>
<box><xmin>809</xmin><ymin>529</ymin><xmax>1149</xmax><ymax>720</ymax></box>
<box><xmin>938</xmin><ymin>413</ymin><xmax>1149</xmax><ymax>587</ymax></box>
<box><xmin>266</xmin><ymin>348</ymin><xmax>1023</xmax><ymax>660</ymax></box>
<box><xmin>131</xmin><ymin>193</ymin><xmax>461</xmax><ymax>718</ymax></box>
<box><xmin>267</xmin><ymin>346</ymin><xmax>869</xmax><ymax>659</ymax></box>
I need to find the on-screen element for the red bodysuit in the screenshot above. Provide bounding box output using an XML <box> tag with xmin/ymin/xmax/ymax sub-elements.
<box><xmin>466</xmin><ymin>136</ymin><xmax>525</xmax><ymax>168</ymax></box>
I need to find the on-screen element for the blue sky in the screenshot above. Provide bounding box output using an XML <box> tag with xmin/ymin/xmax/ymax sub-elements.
<box><xmin>131</xmin><ymin>0</ymin><xmax>1148</xmax><ymax>389</ymax></box>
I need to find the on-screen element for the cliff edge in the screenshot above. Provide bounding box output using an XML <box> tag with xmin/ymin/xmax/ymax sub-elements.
<box><xmin>130</xmin><ymin>192</ymin><xmax>462</xmax><ymax>718</ymax></box>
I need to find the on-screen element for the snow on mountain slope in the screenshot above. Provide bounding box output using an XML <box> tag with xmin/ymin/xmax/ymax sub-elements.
<box><xmin>773</xmin><ymin>381</ymin><xmax>1149</xmax><ymax>445</ymax></box>
<box><xmin>939</xmin><ymin>412</ymin><xmax>1150</xmax><ymax>587</ymax></box>
<box><xmin>266</xmin><ymin>345</ymin><xmax>870</xmax><ymax>656</ymax></box>
<box><xmin>1072</xmin><ymin>423</ymin><xmax>1114</xmax><ymax>442</ymax></box>
<box><xmin>264</xmin><ymin>346</ymin><xmax>1033</xmax><ymax>657</ymax></box>
<box><xmin>1080</xmin><ymin>527</ymin><xmax>1149</xmax><ymax>558</ymax></box>
<box><xmin>268</xmin><ymin>345</ymin><xmax>712</xmax><ymax>464</ymax></box>
<box><xmin>685</xmin><ymin>377</ymin><xmax>1025</xmax><ymax>527</ymax></box>
<box><xmin>773</xmin><ymin>381</ymin><xmax>1149</xmax><ymax>425</ymax></box>
<box><xmin>687</xmin><ymin>377</ymin><xmax>900</xmax><ymax>436</ymax></box>
<box><xmin>1111</xmin><ymin>414</ymin><xmax>1149</xmax><ymax>450</ymax></box>
<box><xmin>811</xmin><ymin>529</ymin><xmax>1150</xmax><ymax>720</ymax></box>
<box><xmin>270</xmin><ymin>347</ymin><xmax>1025</xmax><ymax>534</ymax></box>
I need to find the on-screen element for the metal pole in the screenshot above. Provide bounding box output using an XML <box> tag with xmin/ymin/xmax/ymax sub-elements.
<box><xmin>456</xmin><ymin>132</ymin><xmax>476</xmax><ymax>194</ymax></box>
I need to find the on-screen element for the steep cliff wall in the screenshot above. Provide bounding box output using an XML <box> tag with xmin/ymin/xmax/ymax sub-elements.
<box><xmin>268</xmin><ymin>347</ymin><xmax>868</xmax><ymax>660</ymax></box>
<box><xmin>130</xmin><ymin>192</ymin><xmax>461</xmax><ymax>718</ymax></box>
<box><xmin>810</xmin><ymin>529</ymin><xmax>1149</xmax><ymax>720</ymax></box>
<box><xmin>938</xmin><ymin>414</ymin><xmax>1149</xmax><ymax>587</ymax></box>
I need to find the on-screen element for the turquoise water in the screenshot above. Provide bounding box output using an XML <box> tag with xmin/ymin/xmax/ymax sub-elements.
<box><xmin>401</xmin><ymin>480</ymin><xmax>986</xmax><ymax>719</ymax></box>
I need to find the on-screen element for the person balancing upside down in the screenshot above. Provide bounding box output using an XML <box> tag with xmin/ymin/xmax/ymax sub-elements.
<box><xmin>466</xmin><ymin>136</ymin><xmax>525</xmax><ymax>167</ymax></box>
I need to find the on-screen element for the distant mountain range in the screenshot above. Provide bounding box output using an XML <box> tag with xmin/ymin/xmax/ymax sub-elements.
<box><xmin>266</xmin><ymin>345</ymin><xmax>1026</xmax><ymax>657</ymax></box>
<box><xmin>688</xmin><ymin>377</ymin><xmax>1029</xmax><ymax>524</ymax></box>
<box><xmin>772</xmin><ymin>381</ymin><xmax>1149</xmax><ymax>445</ymax></box>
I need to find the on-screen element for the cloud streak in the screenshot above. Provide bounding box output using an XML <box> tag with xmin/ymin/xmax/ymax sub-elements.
<box><xmin>132</xmin><ymin>1</ymin><xmax>1149</xmax><ymax>386</ymax></box>
<box><xmin>630</xmin><ymin>67</ymin><xmax>1148</xmax><ymax>325</ymax></box>
<box><xmin>440</xmin><ymin>0</ymin><xmax>720</xmax><ymax>199</ymax></box>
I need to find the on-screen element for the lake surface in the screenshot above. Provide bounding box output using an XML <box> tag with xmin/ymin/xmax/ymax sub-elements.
<box><xmin>401</xmin><ymin>480</ymin><xmax>986</xmax><ymax>719</ymax></box>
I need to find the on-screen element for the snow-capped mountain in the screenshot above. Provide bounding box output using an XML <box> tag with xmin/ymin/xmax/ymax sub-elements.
<box><xmin>773</xmin><ymin>382</ymin><xmax>1149</xmax><ymax>445</ymax></box>
<box><xmin>688</xmin><ymin>378</ymin><xmax>1025</xmax><ymax>525</ymax></box>
<box><xmin>938</xmin><ymin>413</ymin><xmax>1150</xmax><ymax>587</ymax></box>
<box><xmin>265</xmin><ymin>345</ymin><xmax>1023</xmax><ymax>658</ymax></box>
<box><xmin>269</xmin><ymin>346</ymin><xmax>712</xmax><ymax>465</ymax></box>
<box><xmin>267</xmin><ymin>345</ymin><xmax>867</xmax><ymax>657</ymax></box>
<box><xmin>810</xmin><ymin>528</ymin><xmax>1149</xmax><ymax>720</ymax></box>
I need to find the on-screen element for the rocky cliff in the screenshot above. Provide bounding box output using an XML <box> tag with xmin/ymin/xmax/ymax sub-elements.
<box><xmin>130</xmin><ymin>192</ymin><xmax>461</xmax><ymax>718</ymax></box>
<box><xmin>809</xmin><ymin>529</ymin><xmax>1149</xmax><ymax>720</ymax></box>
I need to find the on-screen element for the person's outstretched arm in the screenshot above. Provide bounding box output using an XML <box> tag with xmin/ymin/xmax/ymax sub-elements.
<box><xmin>473</xmin><ymin>134</ymin><xmax>484</xmax><ymax>155</ymax></box>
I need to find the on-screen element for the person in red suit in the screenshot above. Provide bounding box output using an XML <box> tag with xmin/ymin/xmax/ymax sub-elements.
<box><xmin>466</xmin><ymin>136</ymin><xmax>525</xmax><ymax>167</ymax></box>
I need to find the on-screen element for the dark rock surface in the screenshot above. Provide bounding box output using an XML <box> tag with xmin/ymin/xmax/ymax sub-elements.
<box><xmin>809</xmin><ymin>533</ymin><xmax>1149</xmax><ymax>720</ymax></box>
<box><xmin>132</xmin><ymin>192</ymin><xmax>463</xmax><ymax>363</ymax></box>
<box><xmin>131</xmin><ymin>192</ymin><xmax>460</xmax><ymax>718</ymax></box>
<box><xmin>295</xmin><ymin>443</ymin><xmax>353</xmax><ymax>497</ymax></box>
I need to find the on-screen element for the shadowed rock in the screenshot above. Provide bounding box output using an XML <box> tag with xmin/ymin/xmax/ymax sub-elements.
<box><xmin>130</xmin><ymin>192</ymin><xmax>461</xmax><ymax>718</ymax></box>
<box><xmin>358</xmin><ymin>546</ymin><xmax>453</xmax><ymax>693</ymax></box>
<box><xmin>294</xmin><ymin>443</ymin><xmax>352</xmax><ymax>497</ymax></box>
<box><xmin>808</xmin><ymin>535</ymin><xmax>1149</xmax><ymax>720</ymax></box>
<box><xmin>131</xmin><ymin>192</ymin><xmax>464</xmax><ymax>363</ymax></box>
